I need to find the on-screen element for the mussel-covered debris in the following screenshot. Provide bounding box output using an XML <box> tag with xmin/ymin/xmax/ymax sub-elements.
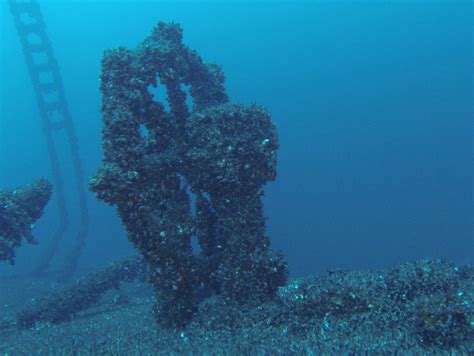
<box><xmin>0</xmin><ymin>179</ymin><xmax>52</xmax><ymax>265</ymax></box>
<box><xmin>91</xmin><ymin>22</ymin><xmax>287</xmax><ymax>328</ymax></box>
<box><xmin>16</xmin><ymin>256</ymin><xmax>147</xmax><ymax>329</ymax></box>
<box><xmin>5</xmin><ymin>259</ymin><xmax>473</xmax><ymax>354</ymax></box>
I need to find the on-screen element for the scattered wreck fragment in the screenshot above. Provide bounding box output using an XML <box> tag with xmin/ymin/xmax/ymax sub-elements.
<box><xmin>16</xmin><ymin>256</ymin><xmax>147</xmax><ymax>329</ymax></box>
<box><xmin>0</xmin><ymin>179</ymin><xmax>52</xmax><ymax>265</ymax></box>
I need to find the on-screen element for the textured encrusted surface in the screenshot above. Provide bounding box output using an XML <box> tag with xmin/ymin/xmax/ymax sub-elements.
<box><xmin>0</xmin><ymin>179</ymin><xmax>52</xmax><ymax>264</ymax></box>
<box><xmin>90</xmin><ymin>22</ymin><xmax>287</xmax><ymax>327</ymax></box>
<box><xmin>1</xmin><ymin>260</ymin><xmax>472</xmax><ymax>354</ymax></box>
<box><xmin>16</xmin><ymin>256</ymin><xmax>147</xmax><ymax>329</ymax></box>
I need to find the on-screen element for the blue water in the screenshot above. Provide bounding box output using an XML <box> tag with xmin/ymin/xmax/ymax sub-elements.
<box><xmin>0</xmin><ymin>1</ymin><xmax>472</xmax><ymax>278</ymax></box>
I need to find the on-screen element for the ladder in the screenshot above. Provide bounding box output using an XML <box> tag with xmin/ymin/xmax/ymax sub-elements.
<box><xmin>8</xmin><ymin>0</ymin><xmax>88</xmax><ymax>279</ymax></box>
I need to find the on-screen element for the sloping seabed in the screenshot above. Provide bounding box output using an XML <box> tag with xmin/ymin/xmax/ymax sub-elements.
<box><xmin>0</xmin><ymin>259</ymin><xmax>472</xmax><ymax>354</ymax></box>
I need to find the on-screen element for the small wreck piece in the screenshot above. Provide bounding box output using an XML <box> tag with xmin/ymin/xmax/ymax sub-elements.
<box><xmin>0</xmin><ymin>179</ymin><xmax>52</xmax><ymax>264</ymax></box>
<box><xmin>16</xmin><ymin>256</ymin><xmax>147</xmax><ymax>329</ymax></box>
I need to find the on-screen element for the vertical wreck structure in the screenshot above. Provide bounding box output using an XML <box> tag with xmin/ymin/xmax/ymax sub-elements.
<box><xmin>91</xmin><ymin>22</ymin><xmax>287</xmax><ymax>328</ymax></box>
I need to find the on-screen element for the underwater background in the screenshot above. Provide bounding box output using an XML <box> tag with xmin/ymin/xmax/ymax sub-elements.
<box><xmin>0</xmin><ymin>0</ymin><xmax>472</xmax><ymax>278</ymax></box>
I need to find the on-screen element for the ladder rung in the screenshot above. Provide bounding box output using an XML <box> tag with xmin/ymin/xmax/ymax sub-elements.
<box><xmin>44</xmin><ymin>101</ymin><xmax>62</xmax><ymax>112</ymax></box>
<box><xmin>49</xmin><ymin>121</ymin><xmax>67</xmax><ymax>131</ymax></box>
<box><xmin>28</xmin><ymin>43</ymin><xmax>47</xmax><ymax>53</ymax></box>
<box><xmin>20</xmin><ymin>23</ymin><xmax>43</xmax><ymax>34</ymax></box>
<box><xmin>34</xmin><ymin>63</ymin><xmax>55</xmax><ymax>72</ymax></box>
<box><xmin>12</xmin><ymin>2</ymin><xmax>39</xmax><ymax>14</ymax></box>
<box><xmin>38</xmin><ymin>82</ymin><xmax>57</xmax><ymax>93</ymax></box>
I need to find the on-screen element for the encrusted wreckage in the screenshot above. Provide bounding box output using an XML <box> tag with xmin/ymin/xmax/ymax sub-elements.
<box><xmin>90</xmin><ymin>22</ymin><xmax>287</xmax><ymax>327</ymax></box>
<box><xmin>0</xmin><ymin>179</ymin><xmax>52</xmax><ymax>264</ymax></box>
<box><xmin>17</xmin><ymin>256</ymin><xmax>146</xmax><ymax>329</ymax></box>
